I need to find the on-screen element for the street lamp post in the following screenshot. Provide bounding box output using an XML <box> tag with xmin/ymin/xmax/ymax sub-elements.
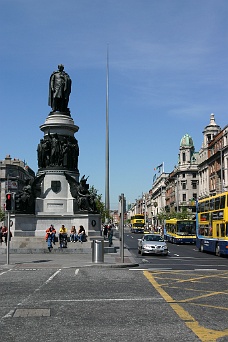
<box><xmin>153</xmin><ymin>201</ymin><xmax>158</xmax><ymax>228</ymax></box>
<box><xmin>220</xmin><ymin>149</ymin><xmax>223</xmax><ymax>193</ymax></box>
<box><xmin>175</xmin><ymin>176</ymin><xmax>179</xmax><ymax>212</ymax></box>
<box><xmin>143</xmin><ymin>194</ymin><xmax>147</xmax><ymax>229</ymax></box>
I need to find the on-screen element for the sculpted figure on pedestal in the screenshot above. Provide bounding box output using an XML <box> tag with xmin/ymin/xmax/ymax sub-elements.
<box><xmin>15</xmin><ymin>173</ymin><xmax>45</xmax><ymax>214</ymax></box>
<box><xmin>48</xmin><ymin>64</ymin><xmax>72</xmax><ymax>113</ymax></box>
<box><xmin>64</xmin><ymin>173</ymin><xmax>97</xmax><ymax>213</ymax></box>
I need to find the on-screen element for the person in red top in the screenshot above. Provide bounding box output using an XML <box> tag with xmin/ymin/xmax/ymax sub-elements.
<box><xmin>45</xmin><ymin>224</ymin><xmax>56</xmax><ymax>251</ymax></box>
<box><xmin>0</xmin><ymin>225</ymin><xmax>3</xmax><ymax>244</ymax></box>
<box><xmin>1</xmin><ymin>226</ymin><xmax>12</xmax><ymax>246</ymax></box>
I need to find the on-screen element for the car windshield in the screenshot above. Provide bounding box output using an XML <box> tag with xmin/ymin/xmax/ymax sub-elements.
<box><xmin>144</xmin><ymin>235</ymin><xmax>164</xmax><ymax>242</ymax></box>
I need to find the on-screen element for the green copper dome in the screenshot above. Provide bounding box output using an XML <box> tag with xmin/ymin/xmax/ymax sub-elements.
<box><xmin>180</xmin><ymin>134</ymin><xmax>194</xmax><ymax>147</ymax></box>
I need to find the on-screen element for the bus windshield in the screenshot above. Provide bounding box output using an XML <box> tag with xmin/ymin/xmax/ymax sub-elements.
<box><xmin>177</xmin><ymin>221</ymin><xmax>196</xmax><ymax>236</ymax></box>
<box><xmin>134</xmin><ymin>215</ymin><xmax>144</xmax><ymax>220</ymax></box>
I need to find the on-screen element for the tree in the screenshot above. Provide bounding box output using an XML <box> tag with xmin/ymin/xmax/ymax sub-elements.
<box><xmin>0</xmin><ymin>209</ymin><xmax>5</xmax><ymax>222</ymax></box>
<box><xmin>89</xmin><ymin>186</ymin><xmax>108</xmax><ymax>223</ymax></box>
<box><xmin>157</xmin><ymin>206</ymin><xmax>194</xmax><ymax>222</ymax></box>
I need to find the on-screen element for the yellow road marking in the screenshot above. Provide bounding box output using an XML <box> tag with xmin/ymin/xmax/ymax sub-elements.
<box><xmin>173</xmin><ymin>272</ymin><xmax>228</xmax><ymax>284</ymax></box>
<box><xmin>153</xmin><ymin>272</ymin><xmax>228</xmax><ymax>290</ymax></box>
<box><xmin>187</xmin><ymin>303</ymin><xmax>228</xmax><ymax>311</ymax></box>
<box><xmin>161</xmin><ymin>286</ymin><xmax>216</xmax><ymax>294</ymax></box>
<box><xmin>144</xmin><ymin>271</ymin><xmax>228</xmax><ymax>342</ymax></box>
<box><xmin>178</xmin><ymin>291</ymin><xmax>227</xmax><ymax>303</ymax></box>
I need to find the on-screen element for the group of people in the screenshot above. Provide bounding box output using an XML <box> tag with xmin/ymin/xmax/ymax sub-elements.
<box><xmin>69</xmin><ymin>225</ymin><xmax>85</xmax><ymax>243</ymax></box>
<box><xmin>45</xmin><ymin>224</ymin><xmax>86</xmax><ymax>251</ymax></box>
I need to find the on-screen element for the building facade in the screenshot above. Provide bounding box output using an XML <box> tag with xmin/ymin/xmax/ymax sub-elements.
<box><xmin>126</xmin><ymin>113</ymin><xmax>228</xmax><ymax>227</ymax></box>
<box><xmin>164</xmin><ymin>133</ymin><xmax>199</xmax><ymax>217</ymax></box>
<box><xmin>0</xmin><ymin>155</ymin><xmax>35</xmax><ymax>212</ymax></box>
<box><xmin>198</xmin><ymin>113</ymin><xmax>221</xmax><ymax>199</ymax></box>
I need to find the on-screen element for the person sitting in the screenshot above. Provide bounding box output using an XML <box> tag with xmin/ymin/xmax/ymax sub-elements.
<box><xmin>59</xmin><ymin>224</ymin><xmax>68</xmax><ymax>247</ymax></box>
<box><xmin>76</xmin><ymin>225</ymin><xmax>85</xmax><ymax>243</ymax></box>
<box><xmin>70</xmin><ymin>226</ymin><xmax>77</xmax><ymax>242</ymax></box>
<box><xmin>45</xmin><ymin>224</ymin><xmax>56</xmax><ymax>251</ymax></box>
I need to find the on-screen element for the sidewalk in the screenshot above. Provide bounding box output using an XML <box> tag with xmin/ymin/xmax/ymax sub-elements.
<box><xmin>0</xmin><ymin>238</ymin><xmax>139</xmax><ymax>269</ymax></box>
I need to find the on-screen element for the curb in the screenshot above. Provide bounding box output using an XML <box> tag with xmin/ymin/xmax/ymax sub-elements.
<box><xmin>0</xmin><ymin>262</ymin><xmax>139</xmax><ymax>270</ymax></box>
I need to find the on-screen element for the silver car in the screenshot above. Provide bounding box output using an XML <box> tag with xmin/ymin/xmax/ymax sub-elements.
<box><xmin>138</xmin><ymin>234</ymin><xmax>168</xmax><ymax>256</ymax></box>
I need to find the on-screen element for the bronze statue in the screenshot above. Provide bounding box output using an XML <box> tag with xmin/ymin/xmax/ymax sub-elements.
<box><xmin>48</xmin><ymin>64</ymin><xmax>71</xmax><ymax>113</ymax></box>
<box><xmin>37</xmin><ymin>133</ymin><xmax>79</xmax><ymax>171</ymax></box>
<box><xmin>15</xmin><ymin>173</ymin><xmax>45</xmax><ymax>214</ymax></box>
<box><xmin>64</xmin><ymin>173</ymin><xmax>97</xmax><ymax>213</ymax></box>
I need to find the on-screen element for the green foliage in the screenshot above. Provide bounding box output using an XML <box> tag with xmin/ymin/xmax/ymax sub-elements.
<box><xmin>157</xmin><ymin>207</ymin><xmax>194</xmax><ymax>222</ymax></box>
<box><xmin>0</xmin><ymin>209</ymin><xmax>5</xmax><ymax>222</ymax></box>
<box><xmin>89</xmin><ymin>186</ymin><xmax>108</xmax><ymax>223</ymax></box>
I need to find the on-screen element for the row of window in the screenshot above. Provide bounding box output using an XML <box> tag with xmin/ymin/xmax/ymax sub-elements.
<box><xmin>198</xmin><ymin>223</ymin><xmax>228</xmax><ymax>237</ymax></box>
<box><xmin>181</xmin><ymin>193</ymin><xmax>197</xmax><ymax>202</ymax></box>
<box><xmin>180</xmin><ymin>172</ymin><xmax>197</xmax><ymax>178</ymax></box>
<box><xmin>198</xmin><ymin>194</ymin><xmax>227</xmax><ymax>212</ymax></box>
<box><xmin>181</xmin><ymin>182</ymin><xmax>197</xmax><ymax>189</ymax></box>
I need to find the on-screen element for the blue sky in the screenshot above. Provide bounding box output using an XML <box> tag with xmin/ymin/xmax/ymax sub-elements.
<box><xmin>1</xmin><ymin>0</ymin><xmax>228</xmax><ymax>209</ymax></box>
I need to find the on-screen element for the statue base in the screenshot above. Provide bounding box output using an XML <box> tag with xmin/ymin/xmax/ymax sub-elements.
<box><xmin>40</xmin><ymin>112</ymin><xmax>79</xmax><ymax>137</ymax></box>
<box><xmin>35</xmin><ymin>169</ymin><xmax>79</xmax><ymax>215</ymax></box>
<box><xmin>10</xmin><ymin>212</ymin><xmax>101</xmax><ymax>238</ymax></box>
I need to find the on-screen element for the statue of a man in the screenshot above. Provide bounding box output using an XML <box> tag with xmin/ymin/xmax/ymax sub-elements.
<box><xmin>48</xmin><ymin>64</ymin><xmax>72</xmax><ymax>113</ymax></box>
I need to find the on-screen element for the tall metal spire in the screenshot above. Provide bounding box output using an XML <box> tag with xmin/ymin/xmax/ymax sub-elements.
<box><xmin>105</xmin><ymin>45</ymin><xmax>110</xmax><ymax>220</ymax></box>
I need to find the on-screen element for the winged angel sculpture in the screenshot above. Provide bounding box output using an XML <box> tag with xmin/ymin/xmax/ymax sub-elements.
<box><xmin>64</xmin><ymin>173</ymin><xmax>97</xmax><ymax>212</ymax></box>
<box><xmin>15</xmin><ymin>173</ymin><xmax>45</xmax><ymax>214</ymax></box>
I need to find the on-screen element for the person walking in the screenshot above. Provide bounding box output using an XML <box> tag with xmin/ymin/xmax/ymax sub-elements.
<box><xmin>0</xmin><ymin>225</ymin><xmax>3</xmax><ymax>244</ymax></box>
<box><xmin>107</xmin><ymin>225</ymin><xmax>113</xmax><ymax>247</ymax></box>
<box><xmin>103</xmin><ymin>225</ymin><xmax>108</xmax><ymax>240</ymax></box>
<box><xmin>2</xmin><ymin>226</ymin><xmax>12</xmax><ymax>246</ymax></box>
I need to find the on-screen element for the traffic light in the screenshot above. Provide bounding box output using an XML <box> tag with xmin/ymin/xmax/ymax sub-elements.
<box><xmin>5</xmin><ymin>193</ymin><xmax>12</xmax><ymax>211</ymax></box>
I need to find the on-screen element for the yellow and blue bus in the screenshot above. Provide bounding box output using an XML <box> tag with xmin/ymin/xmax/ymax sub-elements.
<box><xmin>196</xmin><ymin>192</ymin><xmax>228</xmax><ymax>256</ymax></box>
<box><xmin>130</xmin><ymin>214</ymin><xmax>145</xmax><ymax>233</ymax></box>
<box><xmin>164</xmin><ymin>218</ymin><xmax>196</xmax><ymax>244</ymax></box>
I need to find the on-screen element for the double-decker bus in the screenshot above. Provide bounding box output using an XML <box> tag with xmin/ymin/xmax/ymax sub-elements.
<box><xmin>130</xmin><ymin>214</ymin><xmax>145</xmax><ymax>233</ymax></box>
<box><xmin>196</xmin><ymin>192</ymin><xmax>228</xmax><ymax>256</ymax></box>
<box><xmin>164</xmin><ymin>218</ymin><xmax>196</xmax><ymax>244</ymax></box>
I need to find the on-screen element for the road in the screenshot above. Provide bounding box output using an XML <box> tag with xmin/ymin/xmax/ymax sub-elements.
<box><xmin>123</xmin><ymin>228</ymin><xmax>228</xmax><ymax>271</ymax></box>
<box><xmin>0</xmin><ymin>229</ymin><xmax>227</xmax><ymax>342</ymax></box>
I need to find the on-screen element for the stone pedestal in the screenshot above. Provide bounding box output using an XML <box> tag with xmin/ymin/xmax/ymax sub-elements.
<box><xmin>40</xmin><ymin>112</ymin><xmax>79</xmax><ymax>137</ymax></box>
<box><xmin>36</xmin><ymin>112</ymin><xmax>79</xmax><ymax>215</ymax></box>
<box><xmin>35</xmin><ymin>170</ymin><xmax>76</xmax><ymax>215</ymax></box>
<box><xmin>10</xmin><ymin>213</ymin><xmax>101</xmax><ymax>238</ymax></box>
<box><xmin>12</xmin><ymin>110</ymin><xmax>101</xmax><ymax>241</ymax></box>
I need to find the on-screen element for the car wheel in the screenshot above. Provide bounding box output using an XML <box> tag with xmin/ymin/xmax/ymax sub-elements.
<box><xmin>215</xmin><ymin>244</ymin><xmax>220</xmax><ymax>257</ymax></box>
<box><xmin>200</xmin><ymin>242</ymin><xmax>204</xmax><ymax>252</ymax></box>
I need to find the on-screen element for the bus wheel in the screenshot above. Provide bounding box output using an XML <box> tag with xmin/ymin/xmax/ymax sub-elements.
<box><xmin>215</xmin><ymin>244</ymin><xmax>221</xmax><ymax>257</ymax></box>
<box><xmin>200</xmin><ymin>242</ymin><xmax>204</xmax><ymax>252</ymax></box>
